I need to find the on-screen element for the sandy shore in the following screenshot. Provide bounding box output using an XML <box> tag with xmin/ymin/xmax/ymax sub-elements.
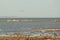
<box><xmin>0</xmin><ymin>36</ymin><xmax>60</xmax><ymax>40</ymax></box>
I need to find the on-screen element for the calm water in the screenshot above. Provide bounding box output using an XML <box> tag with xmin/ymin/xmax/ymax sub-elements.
<box><xmin>0</xmin><ymin>22</ymin><xmax>60</xmax><ymax>34</ymax></box>
<box><xmin>0</xmin><ymin>18</ymin><xmax>60</xmax><ymax>34</ymax></box>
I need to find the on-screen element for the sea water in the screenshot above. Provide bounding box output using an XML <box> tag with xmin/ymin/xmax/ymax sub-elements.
<box><xmin>0</xmin><ymin>18</ymin><xmax>60</xmax><ymax>34</ymax></box>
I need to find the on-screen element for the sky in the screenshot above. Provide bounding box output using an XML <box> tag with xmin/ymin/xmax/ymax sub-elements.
<box><xmin>0</xmin><ymin>0</ymin><xmax>60</xmax><ymax>18</ymax></box>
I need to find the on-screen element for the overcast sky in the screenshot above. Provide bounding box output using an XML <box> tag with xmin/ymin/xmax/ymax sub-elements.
<box><xmin>0</xmin><ymin>0</ymin><xmax>60</xmax><ymax>18</ymax></box>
